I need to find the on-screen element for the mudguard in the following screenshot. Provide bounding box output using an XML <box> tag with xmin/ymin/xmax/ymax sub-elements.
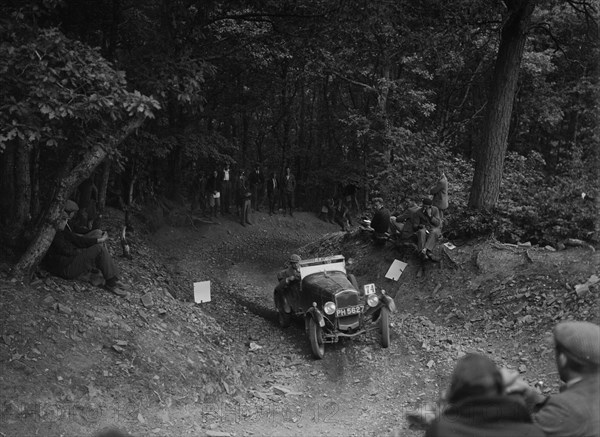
<box><xmin>274</xmin><ymin>290</ymin><xmax>291</xmax><ymax>313</ymax></box>
<box><xmin>306</xmin><ymin>307</ymin><xmax>325</xmax><ymax>328</ymax></box>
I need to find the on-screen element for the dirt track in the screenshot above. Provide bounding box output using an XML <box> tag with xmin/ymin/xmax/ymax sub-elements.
<box><xmin>0</xmin><ymin>208</ymin><xmax>598</xmax><ymax>436</ymax></box>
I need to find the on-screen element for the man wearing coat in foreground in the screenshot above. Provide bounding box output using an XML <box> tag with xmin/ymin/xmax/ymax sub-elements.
<box><xmin>505</xmin><ymin>320</ymin><xmax>600</xmax><ymax>437</ymax></box>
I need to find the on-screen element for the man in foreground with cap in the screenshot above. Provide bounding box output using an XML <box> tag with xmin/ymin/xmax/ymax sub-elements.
<box><xmin>504</xmin><ymin>320</ymin><xmax>600</xmax><ymax>436</ymax></box>
<box><xmin>423</xmin><ymin>353</ymin><xmax>545</xmax><ymax>437</ymax></box>
<box><xmin>274</xmin><ymin>254</ymin><xmax>301</xmax><ymax>294</ymax></box>
<box><xmin>44</xmin><ymin>200</ymin><xmax>125</xmax><ymax>296</ymax></box>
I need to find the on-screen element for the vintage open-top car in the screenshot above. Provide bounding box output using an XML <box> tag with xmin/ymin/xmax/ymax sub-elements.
<box><xmin>273</xmin><ymin>255</ymin><xmax>396</xmax><ymax>359</ymax></box>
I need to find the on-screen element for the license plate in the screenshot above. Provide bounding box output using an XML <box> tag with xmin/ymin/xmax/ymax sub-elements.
<box><xmin>336</xmin><ymin>305</ymin><xmax>363</xmax><ymax>317</ymax></box>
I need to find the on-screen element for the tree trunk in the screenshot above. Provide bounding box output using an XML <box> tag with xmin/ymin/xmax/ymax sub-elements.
<box><xmin>98</xmin><ymin>159</ymin><xmax>111</xmax><ymax>213</ymax></box>
<box><xmin>30</xmin><ymin>147</ymin><xmax>41</xmax><ymax>221</ymax></box>
<box><xmin>10</xmin><ymin>140</ymin><xmax>32</xmax><ymax>242</ymax></box>
<box><xmin>0</xmin><ymin>142</ymin><xmax>16</xmax><ymax>229</ymax></box>
<box><xmin>12</xmin><ymin>117</ymin><xmax>144</xmax><ymax>281</ymax></box>
<box><xmin>468</xmin><ymin>0</ymin><xmax>536</xmax><ymax>210</ymax></box>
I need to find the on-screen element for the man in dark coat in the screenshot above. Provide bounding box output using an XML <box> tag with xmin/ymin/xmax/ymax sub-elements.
<box><xmin>248</xmin><ymin>164</ymin><xmax>265</xmax><ymax>212</ymax></box>
<box><xmin>370</xmin><ymin>197</ymin><xmax>390</xmax><ymax>235</ymax></box>
<box><xmin>45</xmin><ymin>205</ymin><xmax>123</xmax><ymax>295</ymax></box>
<box><xmin>207</xmin><ymin>169</ymin><xmax>221</xmax><ymax>217</ymax></box>
<box><xmin>505</xmin><ymin>320</ymin><xmax>600</xmax><ymax>437</ymax></box>
<box><xmin>266</xmin><ymin>172</ymin><xmax>279</xmax><ymax>216</ymax></box>
<box><xmin>425</xmin><ymin>353</ymin><xmax>545</xmax><ymax>437</ymax></box>
<box><xmin>236</xmin><ymin>170</ymin><xmax>252</xmax><ymax>226</ymax></box>
<box><xmin>282</xmin><ymin>166</ymin><xmax>296</xmax><ymax>217</ymax></box>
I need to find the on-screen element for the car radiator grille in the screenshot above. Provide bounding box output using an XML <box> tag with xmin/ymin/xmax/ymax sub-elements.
<box><xmin>336</xmin><ymin>290</ymin><xmax>360</xmax><ymax>331</ymax></box>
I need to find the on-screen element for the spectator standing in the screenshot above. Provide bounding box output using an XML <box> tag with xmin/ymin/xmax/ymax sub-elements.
<box><xmin>266</xmin><ymin>172</ymin><xmax>279</xmax><ymax>216</ymax></box>
<box><xmin>197</xmin><ymin>170</ymin><xmax>207</xmax><ymax>214</ymax></box>
<box><xmin>425</xmin><ymin>353</ymin><xmax>544</xmax><ymax>437</ymax></box>
<box><xmin>237</xmin><ymin>170</ymin><xmax>252</xmax><ymax>226</ymax></box>
<box><xmin>249</xmin><ymin>164</ymin><xmax>265</xmax><ymax>212</ymax></box>
<box><xmin>283</xmin><ymin>166</ymin><xmax>296</xmax><ymax>217</ymax></box>
<box><xmin>343</xmin><ymin>182</ymin><xmax>360</xmax><ymax>214</ymax></box>
<box><xmin>504</xmin><ymin>320</ymin><xmax>600</xmax><ymax>437</ymax></box>
<box><xmin>334</xmin><ymin>198</ymin><xmax>351</xmax><ymax>231</ymax></box>
<box><xmin>429</xmin><ymin>165</ymin><xmax>449</xmax><ymax>220</ymax></box>
<box><xmin>220</xmin><ymin>163</ymin><xmax>232</xmax><ymax>215</ymax></box>
<box><xmin>207</xmin><ymin>169</ymin><xmax>221</xmax><ymax>218</ymax></box>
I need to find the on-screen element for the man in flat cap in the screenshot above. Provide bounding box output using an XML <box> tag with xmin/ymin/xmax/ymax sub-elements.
<box><xmin>505</xmin><ymin>320</ymin><xmax>600</xmax><ymax>437</ymax></box>
<box><xmin>44</xmin><ymin>200</ymin><xmax>124</xmax><ymax>296</ymax></box>
<box><xmin>275</xmin><ymin>254</ymin><xmax>301</xmax><ymax>293</ymax></box>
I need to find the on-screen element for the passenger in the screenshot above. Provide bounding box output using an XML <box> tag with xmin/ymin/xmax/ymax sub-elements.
<box><xmin>275</xmin><ymin>254</ymin><xmax>301</xmax><ymax>293</ymax></box>
<box><xmin>425</xmin><ymin>353</ymin><xmax>545</xmax><ymax>437</ymax></box>
<box><xmin>504</xmin><ymin>320</ymin><xmax>600</xmax><ymax>437</ymax></box>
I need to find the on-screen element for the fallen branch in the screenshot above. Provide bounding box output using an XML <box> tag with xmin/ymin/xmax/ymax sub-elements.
<box><xmin>563</xmin><ymin>238</ymin><xmax>595</xmax><ymax>252</ymax></box>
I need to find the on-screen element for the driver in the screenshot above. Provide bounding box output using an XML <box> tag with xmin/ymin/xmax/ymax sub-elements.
<box><xmin>275</xmin><ymin>254</ymin><xmax>301</xmax><ymax>293</ymax></box>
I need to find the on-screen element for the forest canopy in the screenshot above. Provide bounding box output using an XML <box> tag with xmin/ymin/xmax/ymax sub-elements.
<box><xmin>0</xmin><ymin>0</ymin><xmax>598</xmax><ymax>275</ymax></box>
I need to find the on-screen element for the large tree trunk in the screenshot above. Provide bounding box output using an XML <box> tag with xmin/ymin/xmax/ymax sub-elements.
<box><xmin>12</xmin><ymin>117</ymin><xmax>144</xmax><ymax>281</ymax></box>
<box><xmin>468</xmin><ymin>0</ymin><xmax>536</xmax><ymax>210</ymax></box>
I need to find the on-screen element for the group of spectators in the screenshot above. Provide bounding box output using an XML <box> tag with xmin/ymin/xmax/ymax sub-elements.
<box><xmin>365</xmin><ymin>165</ymin><xmax>448</xmax><ymax>260</ymax></box>
<box><xmin>419</xmin><ymin>320</ymin><xmax>599</xmax><ymax>437</ymax></box>
<box><xmin>194</xmin><ymin>164</ymin><xmax>297</xmax><ymax>225</ymax></box>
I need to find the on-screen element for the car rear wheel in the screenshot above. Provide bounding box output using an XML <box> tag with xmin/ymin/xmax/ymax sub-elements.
<box><xmin>380</xmin><ymin>307</ymin><xmax>390</xmax><ymax>348</ymax></box>
<box><xmin>274</xmin><ymin>291</ymin><xmax>291</xmax><ymax>328</ymax></box>
<box><xmin>308</xmin><ymin>317</ymin><xmax>325</xmax><ymax>359</ymax></box>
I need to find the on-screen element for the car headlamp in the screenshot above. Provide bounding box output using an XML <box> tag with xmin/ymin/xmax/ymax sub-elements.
<box><xmin>324</xmin><ymin>301</ymin><xmax>337</xmax><ymax>315</ymax></box>
<box><xmin>367</xmin><ymin>294</ymin><xmax>379</xmax><ymax>307</ymax></box>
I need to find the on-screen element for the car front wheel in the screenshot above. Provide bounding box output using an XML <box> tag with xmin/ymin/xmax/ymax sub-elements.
<box><xmin>380</xmin><ymin>307</ymin><xmax>390</xmax><ymax>348</ymax></box>
<box><xmin>308</xmin><ymin>317</ymin><xmax>325</xmax><ymax>359</ymax></box>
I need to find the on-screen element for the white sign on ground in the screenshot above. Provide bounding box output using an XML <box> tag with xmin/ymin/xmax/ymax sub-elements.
<box><xmin>385</xmin><ymin>259</ymin><xmax>408</xmax><ymax>281</ymax></box>
<box><xmin>194</xmin><ymin>281</ymin><xmax>211</xmax><ymax>303</ymax></box>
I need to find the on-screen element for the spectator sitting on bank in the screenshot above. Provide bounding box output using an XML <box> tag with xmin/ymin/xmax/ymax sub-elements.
<box><xmin>369</xmin><ymin>197</ymin><xmax>390</xmax><ymax>236</ymax></box>
<box><xmin>412</xmin><ymin>197</ymin><xmax>442</xmax><ymax>261</ymax></box>
<box><xmin>424</xmin><ymin>353</ymin><xmax>545</xmax><ymax>437</ymax></box>
<box><xmin>318</xmin><ymin>198</ymin><xmax>335</xmax><ymax>223</ymax></box>
<box><xmin>504</xmin><ymin>320</ymin><xmax>600</xmax><ymax>437</ymax></box>
<box><xmin>44</xmin><ymin>203</ymin><xmax>125</xmax><ymax>296</ymax></box>
<box><xmin>64</xmin><ymin>199</ymin><xmax>103</xmax><ymax>239</ymax></box>
<box><xmin>389</xmin><ymin>200</ymin><xmax>420</xmax><ymax>238</ymax></box>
